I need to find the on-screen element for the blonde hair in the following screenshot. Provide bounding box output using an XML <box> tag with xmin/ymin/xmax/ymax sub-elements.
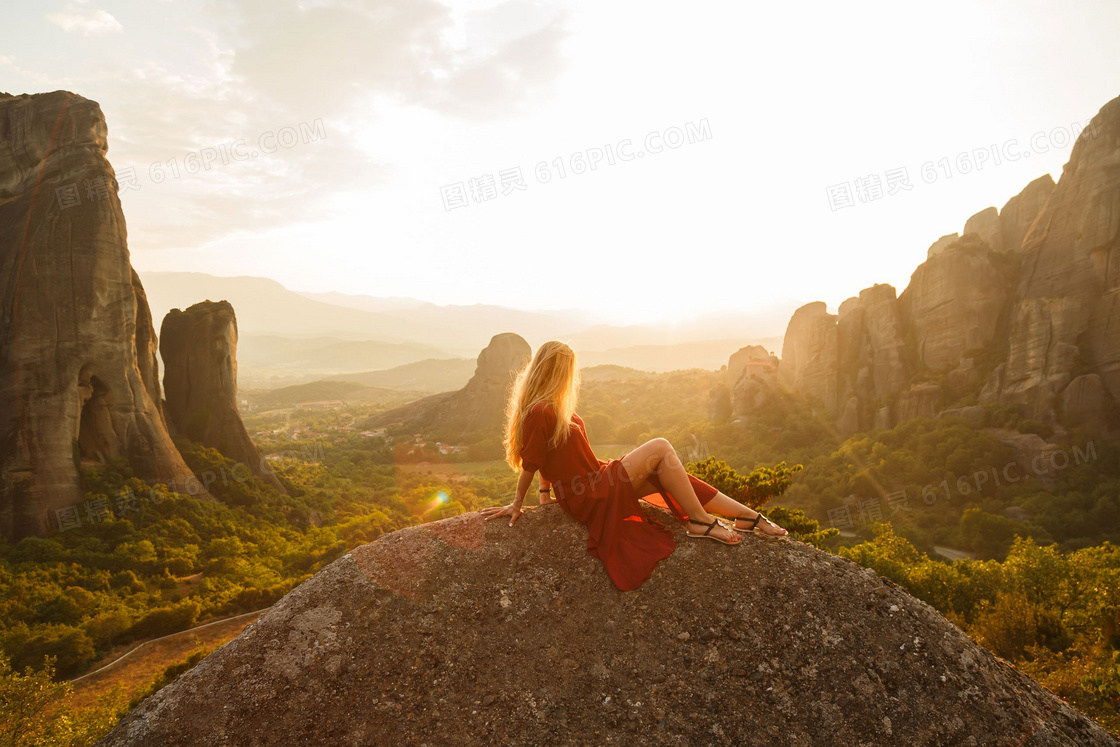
<box><xmin>504</xmin><ymin>341</ymin><xmax>580</xmax><ymax>471</ymax></box>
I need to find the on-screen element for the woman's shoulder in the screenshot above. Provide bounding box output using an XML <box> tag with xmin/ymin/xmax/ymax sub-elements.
<box><xmin>527</xmin><ymin>400</ymin><xmax>557</xmax><ymax>419</ymax></box>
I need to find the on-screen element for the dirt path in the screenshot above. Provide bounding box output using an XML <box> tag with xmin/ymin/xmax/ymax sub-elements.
<box><xmin>69</xmin><ymin>608</ymin><xmax>269</xmax><ymax>709</ymax></box>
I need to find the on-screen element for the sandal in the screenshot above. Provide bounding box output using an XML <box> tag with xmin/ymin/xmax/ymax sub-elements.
<box><xmin>685</xmin><ymin>516</ymin><xmax>740</xmax><ymax>545</ymax></box>
<box><xmin>733</xmin><ymin>511</ymin><xmax>788</xmax><ymax>537</ymax></box>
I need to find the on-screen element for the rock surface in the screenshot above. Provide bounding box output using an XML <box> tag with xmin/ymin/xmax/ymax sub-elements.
<box><xmin>365</xmin><ymin>332</ymin><xmax>531</xmax><ymax>439</ymax></box>
<box><xmin>0</xmin><ymin>91</ymin><xmax>208</xmax><ymax>539</ymax></box>
<box><xmin>899</xmin><ymin>233</ymin><xmax>1010</xmax><ymax>372</ymax></box>
<box><xmin>99</xmin><ymin>507</ymin><xmax>1118</xmax><ymax>746</ymax></box>
<box><xmin>779</xmin><ymin>286</ymin><xmax>910</xmax><ymax>433</ymax></box>
<box><xmin>963</xmin><ymin>206</ymin><xmax>1004</xmax><ymax>253</ymax></box>
<box><xmin>926</xmin><ymin>232</ymin><xmax>959</xmax><ymax>259</ymax></box>
<box><xmin>997</xmin><ymin>96</ymin><xmax>1120</xmax><ymax>419</ymax></box>
<box><xmin>727</xmin><ymin>345</ymin><xmax>779</xmax><ymax>419</ymax></box>
<box><xmin>999</xmin><ymin>174</ymin><xmax>1055</xmax><ymax>253</ymax></box>
<box><xmin>160</xmin><ymin>300</ymin><xmax>286</xmax><ymax>492</ymax></box>
<box><xmin>778</xmin><ymin>302</ymin><xmax>838</xmax><ymax>412</ymax></box>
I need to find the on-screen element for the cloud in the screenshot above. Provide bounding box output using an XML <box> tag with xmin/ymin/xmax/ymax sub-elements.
<box><xmin>220</xmin><ymin>0</ymin><xmax>569</xmax><ymax>120</ymax></box>
<box><xmin>46</xmin><ymin>2</ymin><xmax>124</xmax><ymax>35</ymax></box>
<box><xmin>33</xmin><ymin>0</ymin><xmax>570</xmax><ymax>251</ymax></box>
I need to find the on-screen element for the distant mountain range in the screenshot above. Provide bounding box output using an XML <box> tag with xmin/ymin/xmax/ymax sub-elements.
<box><xmin>139</xmin><ymin>271</ymin><xmax>793</xmax><ymax>388</ymax></box>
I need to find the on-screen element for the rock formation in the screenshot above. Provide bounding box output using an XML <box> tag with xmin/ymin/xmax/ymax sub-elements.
<box><xmin>365</xmin><ymin>332</ymin><xmax>531</xmax><ymax>439</ymax></box>
<box><xmin>0</xmin><ymin>91</ymin><xmax>209</xmax><ymax>539</ymax></box>
<box><xmin>99</xmin><ymin>508</ymin><xmax>1117</xmax><ymax>746</ymax></box>
<box><xmin>926</xmin><ymin>232</ymin><xmax>959</xmax><ymax>258</ymax></box>
<box><xmin>775</xmin><ymin>93</ymin><xmax>1120</xmax><ymax>436</ymax></box>
<box><xmin>898</xmin><ymin>232</ymin><xmax>1011</xmax><ymax>372</ymax></box>
<box><xmin>726</xmin><ymin>345</ymin><xmax>779</xmax><ymax>419</ymax></box>
<box><xmin>160</xmin><ymin>300</ymin><xmax>286</xmax><ymax>493</ymax></box>
<box><xmin>999</xmin><ymin>174</ymin><xmax>1055</xmax><ymax>254</ymax></box>
<box><xmin>778</xmin><ymin>302</ymin><xmax>838</xmax><ymax>412</ymax></box>
<box><xmin>963</xmin><ymin>206</ymin><xmax>1004</xmax><ymax>254</ymax></box>
<box><xmin>707</xmin><ymin>385</ymin><xmax>732</xmax><ymax>421</ymax></box>
<box><xmin>993</xmin><ymin>97</ymin><xmax>1120</xmax><ymax>420</ymax></box>
<box><xmin>777</xmin><ymin>286</ymin><xmax>911</xmax><ymax>433</ymax></box>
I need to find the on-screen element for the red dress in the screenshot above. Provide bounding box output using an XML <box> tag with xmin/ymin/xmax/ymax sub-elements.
<box><xmin>519</xmin><ymin>401</ymin><xmax>720</xmax><ymax>591</ymax></box>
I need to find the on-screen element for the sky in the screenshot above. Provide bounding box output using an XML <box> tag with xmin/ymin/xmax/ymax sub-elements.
<box><xmin>2</xmin><ymin>0</ymin><xmax>1119</xmax><ymax>329</ymax></box>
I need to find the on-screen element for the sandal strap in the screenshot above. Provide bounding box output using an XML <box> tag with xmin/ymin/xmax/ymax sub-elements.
<box><xmin>737</xmin><ymin>513</ymin><xmax>761</xmax><ymax>529</ymax></box>
<box><xmin>688</xmin><ymin>517</ymin><xmax>721</xmax><ymax>536</ymax></box>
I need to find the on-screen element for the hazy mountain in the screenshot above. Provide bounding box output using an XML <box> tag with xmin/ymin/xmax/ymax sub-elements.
<box><xmin>140</xmin><ymin>273</ymin><xmax>791</xmax><ymax>385</ymax></box>
<box><xmin>578</xmin><ymin>337</ymin><xmax>783</xmax><ymax>373</ymax></box>
<box><xmin>564</xmin><ymin>306</ymin><xmax>798</xmax><ymax>350</ymax></box>
<box><xmin>578</xmin><ymin>364</ymin><xmax>657</xmax><ymax>381</ymax></box>
<box><xmin>237</xmin><ymin>334</ymin><xmax>454</xmax><ymax>374</ymax></box>
<box><xmin>327</xmin><ymin>358</ymin><xmax>477</xmax><ymax>392</ymax></box>
<box><xmin>293</xmin><ymin>290</ymin><xmax>426</xmax><ymax>313</ymax></box>
<box><xmin>141</xmin><ymin>272</ymin><xmax>463</xmax><ymax>348</ymax></box>
<box><xmin>141</xmin><ymin>272</ymin><xmax>791</xmax><ymax>357</ymax></box>
<box><xmin>140</xmin><ymin>272</ymin><xmax>598</xmax><ymax>352</ymax></box>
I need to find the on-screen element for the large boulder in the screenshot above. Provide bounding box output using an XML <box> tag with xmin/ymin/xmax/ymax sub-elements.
<box><xmin>0</xmin><ymin>91</ymin><xmax>209</xmax><ymax>539</ymax></box>
<box><xmin>160</xmin><ymin>300</ymin><xmax>286</xmax><ymax>492</ymax></box>
<box><xmin>98</xmin><ymin>508</ymin><xmax>1118</xmax><ymax>746</ymax></box>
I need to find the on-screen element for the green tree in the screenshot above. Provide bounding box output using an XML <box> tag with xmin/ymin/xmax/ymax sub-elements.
<box><xmin>686</xmin><ymin>457</ymin><xmax>803</xmax><ymax>509</ymax></box>
<box><xmin>0</xmin><ymin>654</ymin><xmax>70</xmax><ymax>747</ymax></box>
<box><xmin>3</xmin><ymin>624</ymin><xmax>96</xmax><ymax>679</ymax></box>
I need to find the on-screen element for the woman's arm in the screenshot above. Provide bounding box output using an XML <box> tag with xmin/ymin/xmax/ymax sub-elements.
<box><xmin>481</xmin><ymin>468</ymin><xmax>536</xmax><ymax>526</ymax></box>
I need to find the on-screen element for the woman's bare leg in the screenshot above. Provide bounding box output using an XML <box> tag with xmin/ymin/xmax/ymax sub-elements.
<box><xmin>621</xmin><ymin>438</ymin><xmax>739</xmax><ymax>543</ymax></box>
<box><xmin>703</xmin><ymin>492</ymin><xmax>787</xmax><ymax>536</ymax></box>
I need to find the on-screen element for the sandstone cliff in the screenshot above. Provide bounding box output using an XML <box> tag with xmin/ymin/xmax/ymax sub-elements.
<box><xmin>0</xmin><ymin>91</ymin><xmax>210</xmax><ymax>539</ymax></box>
<box><xmin>160</xmin><ymin>300</ymin><xmax>286</xmax><ymax>493</ymax></box>
<box><xmin>776</xmin><ymin>93</ymin><xmax>1120</xmax><ymax>436</ymax></box>
<box><xmin>365</xmin><ymin>332</ymin><xmax>531</xmax><ymax>439</ymax></box>
<box><xmin>99</xmin><ymin>507</ymin><xmax>1117</xmax><ymax>746</ymax></box>
<box><xmin>994</xmin><ymin>96</ymin><xmax>1120</xmax><ymax>419</ymax></box>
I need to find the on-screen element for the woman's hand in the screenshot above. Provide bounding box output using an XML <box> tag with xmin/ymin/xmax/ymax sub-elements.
<box><xmin>481</xmin><ymin>499</ymin><xmax>524</xmax><ymax>526</ymax></box>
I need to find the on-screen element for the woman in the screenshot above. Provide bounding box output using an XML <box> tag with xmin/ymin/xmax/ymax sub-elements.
<box><xmin>480</xmin><ymin>341</ymin><xmax>787</xmax><ymax>591</ymax></box>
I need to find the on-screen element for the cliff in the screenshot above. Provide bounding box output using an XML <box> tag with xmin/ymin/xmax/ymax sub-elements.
<box><xmin>99</xmin><ymin>507</ymin><xmax>1117</xmax><ymax>745</ymax></box>
<box><xmin>364</xmin><ymin>332</ymin><xmax>531</xmax><ymax>439</ymax></box>
<box><xmin>777</xmin><ymin>94</ymin><xmax>1120</xmax><ymax>436</ymax></box>
<box><xmin>0</xmin><ymin>91</ymin><xmax>210</xmax><ymax>539</ymax></box>
<box><xmin>160</xmin><ymin>300</ymin><xmax>286</xmax><ymax>493</ymax></box>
